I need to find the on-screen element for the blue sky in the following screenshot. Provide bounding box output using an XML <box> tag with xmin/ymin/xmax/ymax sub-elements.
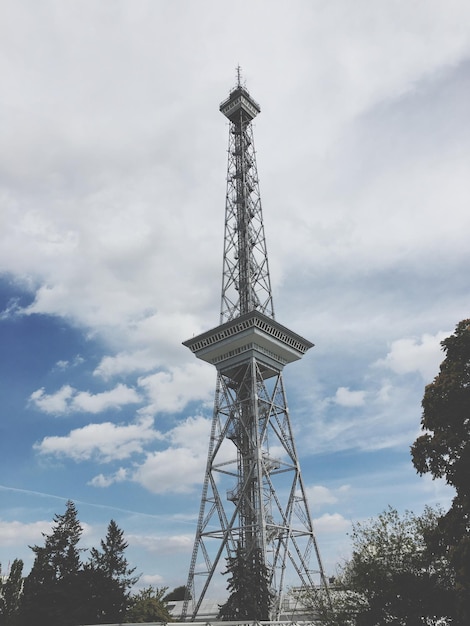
<box><xmin>1</xmin><ymin>0</ymin><xmax>469</xmax><ymax>596</ymax></box>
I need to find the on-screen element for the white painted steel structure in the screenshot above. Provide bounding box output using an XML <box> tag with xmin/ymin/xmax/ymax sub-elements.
<box><xmin>182</xmin><ymin>76</ymin><xmax>329</xmax><ymax>621</ymax></box>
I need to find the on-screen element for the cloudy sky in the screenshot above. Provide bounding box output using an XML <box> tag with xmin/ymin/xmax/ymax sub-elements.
<box><xmin>1</xmin><ymin>0</ymin><xmax>469</xmax><ymax>597</ymax></box>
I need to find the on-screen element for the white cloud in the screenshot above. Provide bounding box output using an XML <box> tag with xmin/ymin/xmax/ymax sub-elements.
<box><xmin>138</xmin><ymin>363</ymin><xmax>214</xmax><ymax>415</ymax></box>
<box><xmin>73</xmin><ymin>385</ymin><xmax>141</xmax><ymax>413</ymax></box>
<box><xmin>333</xmin><ymin>387</ymin><xmax>366</xmax><ymax>407</ymax></box>
<box><xmin>128</xmin><ymin>414</ymin><xmax>237</xmax><ymax>494</ymax></box>
<box><xmin>376</xmin><ymin>331</ymin><xmax>450</xmax><ymax>380</ymax></box>
<box><xmin>0</xmin><ymin>517</ymin><xmax>93</xmax><ymax>550</ymax></box>
<box><xmin>313</xmin><ymin>513</ymin><xmax>351</xmax><ymax>534</ymax></box>
<box><xmin>169</xmin><ymin>415</ymin><xmax>212</xmax><ymax>452</ymax></box>
<box><xmin>29</xmin><ymin>363</ymin><xmax>213</xmax><ymax>420</ymax></box>
<box><xmin>54</xmin><ymin>355</ymin><xmax>84</xmax><ymax>370</ymax></box>
<box><xmin>30</xmin><ymin>385</ymin><xmax>75</xmax><ymax>415</ymax></box>
<box><xmin>138</xmin><ymin>574</ymin><xmax>165</xmax><ymax>588</ymax></box>
<box><xmin>0</xmin><ymin>298</ymin><xmax>22</xmax><ymax>320</ymax></box>
<box><xmin>306</xmin><ymin>484</ymin><xmax>351</xmax><ymax>510</ymax></box>
<box><xmin>0</xmin><ymin>1</ymin><xmax>468</xmax><ymax>375</ymax></box>
<box><xmin>299</xmin><ymin>375</ymin><xmax>423</xmax><ymax>455</ymax></box>
<box><xmin>94</xmin><ymin>350</ymin><xmax>159</xmax><ymax>379</ymax></box>
<box><xmin>30</xmin><ymin>383</ymin><xmax>141</xmax><ymax>416</ymax></box>
<box><xmin>34</xmin><ymin>416</ymin><xmax>161</xmax><ymax>462</ymax></box>
<box><xmin>132</xmin><ymin>446</ymin><xmax>206</xmax><ymax>495</ymax></box>
<box><xmin>35</xmin><ymin>413</ymin><xmax>215</xmax><ymax>495</ymax></box>
<box><xmin>129</xmin><ymin>532</ymin><xmax>193</xmax><ymax>555</ymax></box>
<box><xmin>0</xmin><ymin>519</ymin><xmax>52</xmax><ymax>547</ymax></box>
<box><xmin>88</xmin><ymin>467</ymin><xmax>129</xmax><ymax>488</ymax></box>
<box><xmin>376</xmin><ymin>383</ymin><xmax>393</xmax><ymax>403</ymax></box>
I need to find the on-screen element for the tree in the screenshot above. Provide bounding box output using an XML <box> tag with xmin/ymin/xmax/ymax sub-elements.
<box><xmin>17</xmin><ymin>503</ymin><xmax>139</xmax><ymax>625</ymax></box>
<box><xmin>125</xmin><ymin>586</ymin><xmax>172</xmax><ymax>623</ymax></box>
<box><xmin>0</xmin><ymin>559</ymin><xmax>24</xmax><ymax>626</ymax></box>
<box><xmin>89</xmin><ymin>519</ymin><xmax>136</xmax><ymax>583</ymax></box>
<box><xmin>218</xmin><ymin>545</ymin><xmax>273</xmax><ymax>621</ymax></box>
<box><xmin>20</xmin><ymin>500</ymin><xmax>84</xmax><ymax>626</ymax></box>
<box><xmin>298</xmin><ymin>583</ymin><xmax>368</xmax><ymax>626</ymax></box>
<box><xmin>19</xmin><ymin>545</ymin><xmax>57</xmax><ymax>625</ymax></box>
<box><xmin>164</xmin><ymin>585</ymin><xmax>189</xmax><ymax>602</ymax></box>
<box><xmin>41</xmin><ymin>499</ymin><xmax>83</xmax><ymax>580</ymax></box>
<box><xmin>411</xmin><ymin>319</ymin><xmax>470</xmax><ymax>624</ymax></box>
<box><xmin>86</xmin><ymin>519</ymin><xmax>138</xmax><ymax>623</ymax></box>
<box><xmin>307</xmin><ymin>507</ymin><xmax>454</xmax><ymax>626</ymax></box>
<box><xmin>71</xmin><ymin>567</ymin><xmax>127</xmax><ymax>625</ymax></box>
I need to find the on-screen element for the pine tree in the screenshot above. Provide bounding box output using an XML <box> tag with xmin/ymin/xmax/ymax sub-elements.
<box><xmin>45</xmin><ymin>500</ymin><xmax>83</xmax><ymax>580</ymax></box>
<box><xmin>89</xmin><ymin>519</ymin><xmax>135</xmax><ymax>581</ymax></box>
<box><xmin>218</xmin><ymin>545</ymin><xmax>273</xmax><ymax>620</ymax></box>
<box><xmin>86</xmin><ymin>519</ymin><xmax>138</xmax><ymax>623</ymax></box>
<box><xmin>20</xmin><ymin>500</ymin><xmax>84</xmax><ymax>626</ymax></box>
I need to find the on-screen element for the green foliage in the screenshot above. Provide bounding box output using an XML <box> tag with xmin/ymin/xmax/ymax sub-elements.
<box><xmin>298</xmin><ymin>584</ymin><xmax>367</xmax><ymax>626</ymax></box>
<box><xmin>0</xmin><ymin>559</ymin><xmax>24</xmax><ymax>626</ymax></box>
<box><xmin>19</xmin><ymin>501</ymin><xmax>137</xmax><ymax>625</ymax></box>
<box><xmin>307</xmin><ymin>507</ymin><xmax>454</xmax><ymax>626</ymax></box>
<box><xmin>87</xmin><ymin>518</ymin><xmax>139</xmax><ymax>623</ymax></box>
<box><xmin>412</xmin><ymin>319</ymin><xmax>470</xmax><ymax>623</ymax></box>
<box><xmin>412</xmin><ymin>319</ymin><xmax>470</xmax><ymax>493</ymax></box>
<box><xmin>125</xmin><ymin>586</ymin><xmax>172</xmax><ymax>623</ymax></box>
<box><xmin>42</xmin><ymin>499</ymin><xmax>83</xmax><ymax>581</ymax></box>
<box><xmin>218</xmin><ymin>545</ymin><xmax>274</xmax><ymax>621</ymax></box>
<box><xmin>89</xmin><ymin>519</ymin><xmax>137</xmax><ymax>582</ymax></box>
<box><xmin>20</xmin><ymin>500</ymin><xmax>84</xmax><ymax>626</ymax></box>
<box><xmin>74</xmin><ymin>568</ymin><xmax>123</xmax><ymax>624</ymax></box>
<box><xmin>164</xmin><ymin>585</ymin><xmax>189</xmax><ymax>602</ymax></box>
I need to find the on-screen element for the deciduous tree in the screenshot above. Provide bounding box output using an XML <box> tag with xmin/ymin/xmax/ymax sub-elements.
<box><xmin>412</xmin><ymin>319</ymin><xmax>470</xmax><ymax>623</ymax></box>
<box><xmin>307</xmin><ymin>507</ymin><xmax>454</xmax><ymax>626</ymax></box>
<box><xmin>125</xmin><ymin>586</ymin><xmax>172</xmax><ymax>623</ymax></box>
<box><xmin>164</xmin><ymin>585</ymin><xmax>189</xmax><ymax>602</ymax></box>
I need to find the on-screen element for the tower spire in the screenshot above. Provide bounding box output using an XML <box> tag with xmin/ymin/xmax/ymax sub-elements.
<box><xmin>218</xmin><ymin>76</ymin><xmax>273</xmax><ymax>322</ymax></box>
<box><xmin>182</xmin><ymin>78</ymin><xmax>329</xmax><ymax>620</ymax></box>
<box><xmin>236</xmin><ymin>64</ymin><xmax>242</xmax><ymax>87</ymax></box>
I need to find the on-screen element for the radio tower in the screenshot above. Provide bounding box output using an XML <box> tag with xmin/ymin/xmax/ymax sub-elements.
<box><xmin>182</xmin><ymin>71</ymin><xmax>329</xmax><ymax>620</ymax></box>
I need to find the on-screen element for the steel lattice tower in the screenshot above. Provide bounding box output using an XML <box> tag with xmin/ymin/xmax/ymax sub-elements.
<box><xmin>182</xmin><ymin>74</ymin><xmax>329</xmax><ymax>620</ymax></box>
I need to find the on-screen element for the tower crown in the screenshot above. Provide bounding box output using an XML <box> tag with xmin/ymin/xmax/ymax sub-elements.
<box><xmin>220</xmin><ymin>85</ymin><xmax>261</xmax><ymax>123</ymax></box>
<box><xmin>218</xmin><ymin>81</ymin><xmax>273</xmax><ymax>322</ymax></box>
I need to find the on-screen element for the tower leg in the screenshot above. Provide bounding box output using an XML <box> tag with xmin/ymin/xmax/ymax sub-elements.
<box><xmin>182</xmin><ymin>364</ymin><xmax>330</xmax><ymax>620</ymax></box>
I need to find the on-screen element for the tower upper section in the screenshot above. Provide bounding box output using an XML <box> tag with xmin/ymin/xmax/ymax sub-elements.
<box><xmin>218</xmin><ymin>80</ymin><xmax>274</xmax><ymax>323</ymax></box>
<box><xmin>184</xmin><ymin>78</ymin><xmax>313</xmax><ymax>381</ymax></box>
<box><xmin>183</xmin><ymin>310</ymin><xmax>313</xmax><ymax>382</ymax></box>
<box><xmin>219</xmin><ymin>85</ymin><xmax>261</xmax><ymax>123</ymax></box>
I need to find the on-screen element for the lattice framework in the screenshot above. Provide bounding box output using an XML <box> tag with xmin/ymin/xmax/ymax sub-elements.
<box><xmin>182</xmin><ymin>76</ymin><xmax>329</xmax><ymax>621</ymax></box>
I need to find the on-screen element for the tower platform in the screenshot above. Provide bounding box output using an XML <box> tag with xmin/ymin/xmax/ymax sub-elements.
<box><xmin>183</xmin><ymin>310</ymin><xmax>313</xmax><ymax>381</ymax></box>
<box><xmin>219</xmin><ymin>85</ymin><xmax>261</xmax><ymax>123</ymax></box>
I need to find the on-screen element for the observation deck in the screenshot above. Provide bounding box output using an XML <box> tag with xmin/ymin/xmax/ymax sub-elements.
<box><xmin>183</xmin><ymin>311</ymin><xmax>313</xmax><ymax>381</ymax></box>
<box><xmin>219</xmin><ymin>85</ymin><xmax>261</xmax><ymax>123</ymax></box>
